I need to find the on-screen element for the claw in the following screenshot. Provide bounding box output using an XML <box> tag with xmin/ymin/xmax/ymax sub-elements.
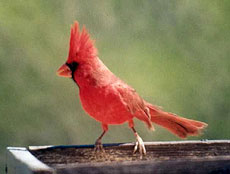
<box><xmin>133</xmin><ymin>133</ymin><xmax>146</xmax><ymax>159</ymax></box>
<box><xmin>133</xmin><ymin>141</ymin><xmax>138</xmax><ymax>154</ymax></box>
<box><xmin>94</xmin><ymin>139</ymin><xmax>105</xmax><ymax>153</ymax></box>
<box><xmin>94</xmin><ymin>130</ymin><xmax>107</xmax><ymax>153</ymax></box>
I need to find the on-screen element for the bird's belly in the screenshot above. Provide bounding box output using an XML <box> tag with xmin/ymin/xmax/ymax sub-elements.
<box><xmin>79</xmin><ymin>87</ymin><xmax>133</xmax><ymax>124</ymax></box>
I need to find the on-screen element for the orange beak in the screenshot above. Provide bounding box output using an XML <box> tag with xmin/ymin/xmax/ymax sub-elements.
<box><xmin>56</xmin><ymin>64</ymin><xmax>72</xmax><ymax>78</ymax></box>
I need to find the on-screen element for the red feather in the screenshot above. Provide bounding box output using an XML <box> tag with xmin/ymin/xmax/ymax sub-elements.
<box><xmin>67</xmin><ymin>21</ymin><xmax>97</xmax><ymax>64</ymax></box>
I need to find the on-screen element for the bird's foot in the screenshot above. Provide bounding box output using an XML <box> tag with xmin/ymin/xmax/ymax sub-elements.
<box><xmin>133</xmin><ymin>133</ymin><xmax>146</xmax><ymax>159</ymax></box>
<box><xmin>94</xmin><ymin>139</ymin><xmax>105</xmax><ymax>153</ymax></box>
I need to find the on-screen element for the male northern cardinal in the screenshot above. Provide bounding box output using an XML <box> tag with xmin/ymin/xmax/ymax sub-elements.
<box><xmin>57</xmin><ymin>21</ymin><xmax>207</xmax><ymax>156</ymax></box>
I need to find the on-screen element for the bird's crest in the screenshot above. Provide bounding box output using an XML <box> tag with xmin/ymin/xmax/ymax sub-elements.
<box><xmin>67</xmin><ymin>21</ymin><xmax>97</xmax><ymax>63</ymax></box>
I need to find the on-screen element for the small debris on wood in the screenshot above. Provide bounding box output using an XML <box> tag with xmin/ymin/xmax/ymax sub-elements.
<box><xmin>30</xmin><ymin>140</ymin><xmax>230</xmax><ymax>169</ymax></box>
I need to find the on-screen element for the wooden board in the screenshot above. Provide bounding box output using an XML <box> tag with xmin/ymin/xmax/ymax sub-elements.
<box><xmin>6</xmin><ymin>147</ymin><xmax>53</xmax><ymax>174</ymax></box>
<box><xmin>6</xmin><ymin>140</ymin><xmax>230</xmax><ymax>174</ymax></box>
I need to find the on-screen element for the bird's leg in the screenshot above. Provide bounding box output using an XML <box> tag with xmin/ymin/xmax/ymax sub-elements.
<box><xmin>131</xmin><ymin>127</ymin><xmax>146</xmax><ymax>157</ymax></box>
<box><xmin>94</xmin><ymin>124</ymin><xmax>108</xmax><ymax>152</ymax></box>
<box><xmin>129</xmin><ymin>120</ymin><xmax>146</xmax><ymax>158</ymax></box>
<box><xmin>94</xmin><ymin>130</ymin><xmax>106</xmax><ymax>151</ymax></box>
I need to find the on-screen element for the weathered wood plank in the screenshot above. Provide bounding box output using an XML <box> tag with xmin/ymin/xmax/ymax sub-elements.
<box><xmin>6</xmin><ymin>147</ymin><xmax>53</xmax><ymax>174</ymax></box>
<box><xmin>55</xmin><ymin>157</ymin><xmax>230</xmax><ymax>174</ymax></box>
<box><xmin>6</xmin><ymin>140</ymin><xmax>230</xmax><ymax>174</ymax></box>
<box><xmin>30</xmin><ymin>140</ymin><xmax>230</xmax><ymax>165</ymax></box>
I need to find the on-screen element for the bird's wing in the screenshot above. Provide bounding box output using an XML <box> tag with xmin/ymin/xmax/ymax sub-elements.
<box><xmin>114</xmin><ymin>81</ymin><xmax>154</xmax><ymax>129</ymax></box>
<box><xmin>115</xmin><ymin>82</ymin><xmax>144</xmax><ymax>114</ymax></box>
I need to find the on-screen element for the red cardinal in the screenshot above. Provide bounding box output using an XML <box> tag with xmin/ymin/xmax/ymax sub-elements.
<box><xmin>57</xmin><ymin>21</ymin><xmax>207</xmax><ymax>156</ymax></box>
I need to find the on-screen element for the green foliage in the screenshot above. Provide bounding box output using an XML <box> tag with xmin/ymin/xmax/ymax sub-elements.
<box><xmin>0</xmin><ymin>0</ymin><xmax>229</xmax><ymax>171</ymax></box>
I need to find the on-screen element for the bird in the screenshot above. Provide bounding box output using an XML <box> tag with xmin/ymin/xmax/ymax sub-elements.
<box><xmin>57</xmin><ymin>21</ymin><xmax>207</xmax><ymax>156</ymax></box>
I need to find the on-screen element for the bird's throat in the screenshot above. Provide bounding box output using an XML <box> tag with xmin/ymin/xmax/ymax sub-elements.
<box><xmin>66</xmin><ymin>62</ymin><xmax>79</xmax><ymax>83</ymax></box>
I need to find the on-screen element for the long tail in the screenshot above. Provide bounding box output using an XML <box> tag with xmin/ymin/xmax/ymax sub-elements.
<box><xmin>146</xmin><ymin>103</ymin><xmax>207</xmax><ymax>138</ymax></box>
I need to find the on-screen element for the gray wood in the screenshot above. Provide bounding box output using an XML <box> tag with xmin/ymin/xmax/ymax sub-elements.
<box><xmin>6</xmin><ymin>147</ymin><xmax>53</xmax><ymax>174</ymax></box>
<box><xmin>55</xmin><ymin>157</ymin><xmax>230</xmax><ymax>174</ymax></box>
<box><xmin>6</xmin><ymin>140</ymin><xmax>230</xmax><ymax>174</ymax></box>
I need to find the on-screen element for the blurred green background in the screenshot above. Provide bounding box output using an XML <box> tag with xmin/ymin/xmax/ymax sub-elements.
<box><xmin>0</xmin><ymin>0</ymin><xmax>229</xmax><ymax>171</ymax></box>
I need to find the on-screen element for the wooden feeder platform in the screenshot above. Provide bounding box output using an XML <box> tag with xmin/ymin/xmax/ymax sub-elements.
<box><xmin>6</xmin><ymin>140</ymin><xmax>230</xmax><ymax>174</ymax></box>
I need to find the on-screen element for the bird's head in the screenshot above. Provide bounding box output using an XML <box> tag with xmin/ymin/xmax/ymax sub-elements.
<box><xmin>57</xmin><ymin>21</ymin><xmax>97</xmax><ymax>78</ymax></box>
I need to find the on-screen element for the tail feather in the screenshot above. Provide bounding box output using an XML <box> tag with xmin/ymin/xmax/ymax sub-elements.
<box><xmin>146</xmin><ymin>103</ymin><xmax>207</xmax><ymax>138</ymax></box>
